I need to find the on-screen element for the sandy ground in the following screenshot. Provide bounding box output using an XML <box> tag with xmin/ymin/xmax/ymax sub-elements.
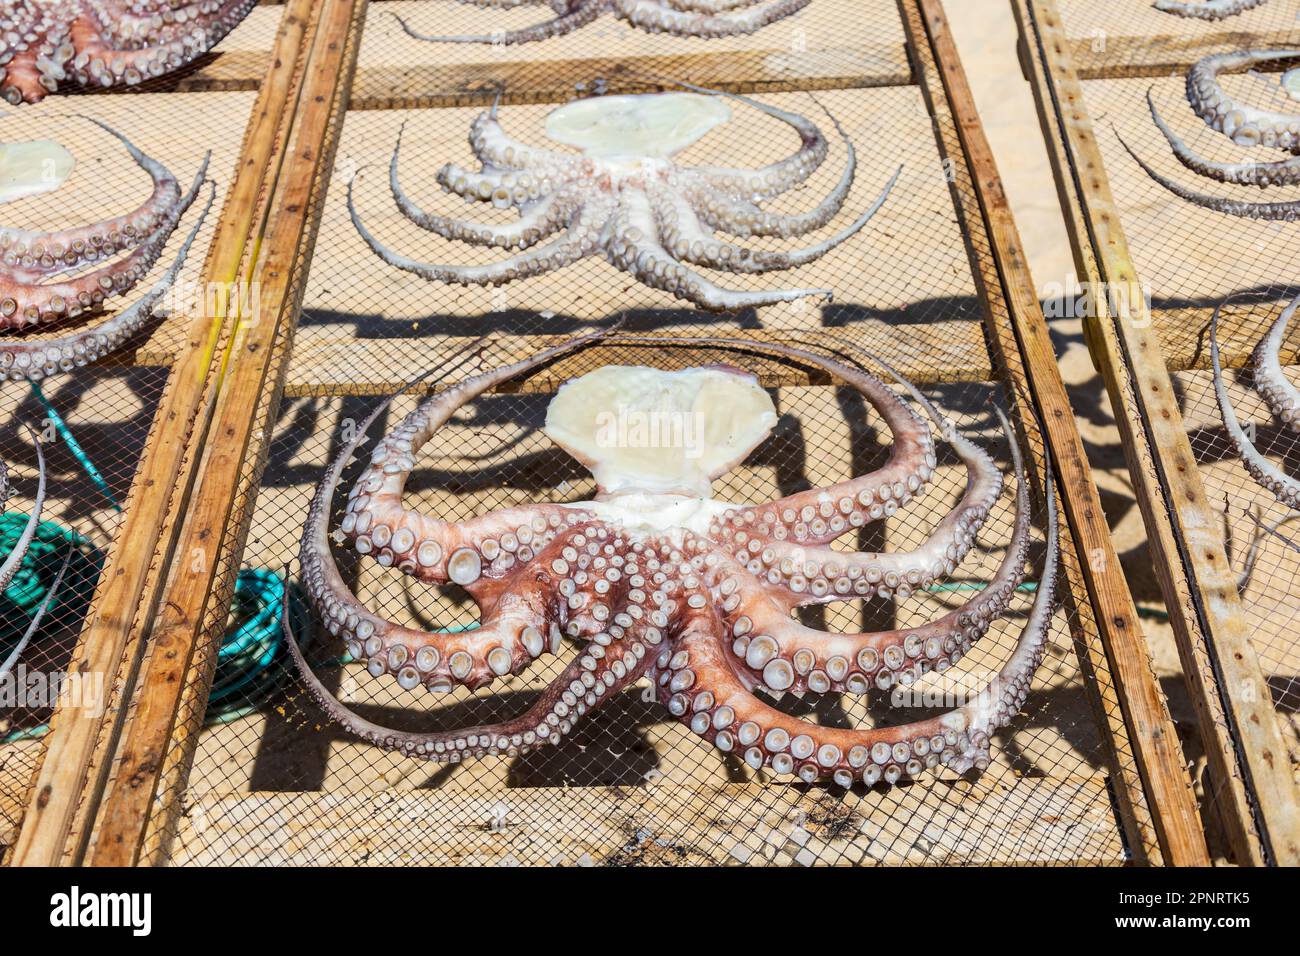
<box><xmin>945</xmin><ymin>6</ymin><xmax>1198</xmax><ymax>743</ymax></box>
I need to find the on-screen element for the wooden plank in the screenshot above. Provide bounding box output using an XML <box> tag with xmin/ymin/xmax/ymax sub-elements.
<box><xmin>916</xmin><ymin>0</ymin><xmax>1208</xmax><ymax>867</ymax></box>
<box><xmin>282</xmin><ymin>329</ymin><xmax>994</xmax><ymax>397</ymax></box>
<box><xmin>166</xmin><ymin>775</ymin><xmax>1129</xmax><ymax>866</ymax></box>
<box><xmin>85</xmin><ymin>0</ymin><xmax>369</xmax><ymax>868</ymax></box>
<box><xmin>6</xmin><ymin>0</ymin><xmax>322</xmax><ymax>868</ymax></box>
<box><xmin>1018</xmin><ymin>0</ymin><xmax>1300</xmax><ymax>866</ymax></box>
<box><xmin>1067</xmin><ymin>30</ymin><xmax>1300</xmax><ymax>81</ymax></box>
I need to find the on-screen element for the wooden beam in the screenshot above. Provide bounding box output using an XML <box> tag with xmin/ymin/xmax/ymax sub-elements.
<box><xmin>911</xmin><ymin>0</ymin><xmax>1208</xmax><ymax>866</ymax></box>
<box><xmin>85</xmin><ymin>0</ymin><xmax>369</xmax><ymax>868</ymax></box>
<box><xmin>7</xmin><ymin>0</ymin><xmax>323</xmax><ymax>869</ymax></box>
<box><xmin>1017</xmin><ymin>0</ymin><xmax>1300</xmax><ymax>866</ymax></box>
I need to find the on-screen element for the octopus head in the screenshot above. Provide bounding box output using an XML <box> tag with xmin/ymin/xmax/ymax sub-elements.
<box><xmin>543</xmin><ymin>364</ymin><xmax>777</xmax><ymax>502</ymax></box>
<box><xmin>0</xmin><ymin>140</ymin><xmax>74</xmax><ymax>204</ymax></box>
<box><xmin>544</xmin><ymin>92</ymin><xmax>731</xmax><ymax>164</ymax></box>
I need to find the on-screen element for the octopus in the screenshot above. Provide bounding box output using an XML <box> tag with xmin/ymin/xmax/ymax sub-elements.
<box><xmin>283</xmin><ymin>328</ymin><xmax>1060</xmax><ymax>787</ymax></box>
<box><xmin>0</xmin><ymin>118</ymin><xmax>214</xmax><ymax>381</ymax></box>
<box><xmin>1123</xmin><ymin>49</ymin><xmax>1300</xmax><ymax>219</ymax></box>
<box><xmin>1211</xmin><ymin>292</ymin><xmax>1300</xmax><ymax>510</ymax></box>
<box><xmin>0</xmin><ymin>0</ymin><xmax>257</xmax><ymax>104</ymax></box>
<box><xmin>393</xmin><ymin>0</ymin><xmax>809</xmax><ymax>46</ymax></box>
<box><xmin>350</xmin><ymin>89</ymin><xmax>900</xmax><ymax>313</ymax></box>
<box><xmin>0</xmin><ymin>435</ymin><xmax>68</xmax><ymax>680</ymax></box>
<box><xmin>1154</xmin><ymin>0</ymin><xmax>1267</xmax><ymax>18</ymax></box>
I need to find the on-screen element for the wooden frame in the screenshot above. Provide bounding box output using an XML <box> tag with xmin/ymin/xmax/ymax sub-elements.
<box><xmin>3</xmin><ymin>0</ymin><xmax>343</xmax><ymax>867</ymax></box>
<box><xmin>1013</xmin><ymin>0</ymin><xmax>1300</xmax><ymax>866</ymax></box>
<box><xmin>3</xmin><ymin>0</ymin><xmax>1210</xmax><ymax>865</ymax></box>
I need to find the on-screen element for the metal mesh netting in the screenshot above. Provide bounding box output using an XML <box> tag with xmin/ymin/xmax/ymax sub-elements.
<box><xmin>0</xmin><ymin>2</ymin><xmax>280</xmax><ymax>858</ymax></box>
<box><xmin>1055</xmin><ymin>0</ymin><xmax>1300</xmax><ymax>78</ymax></box>
<box><xmin>132</xmin><ymin>2</ymin><xmax>1158</xmax><ymax>866</ymax></box>
<box><xmin>1079</xmin><ymin>69</ymin><xmax>1300</xmax><ymax>773</ymax></box>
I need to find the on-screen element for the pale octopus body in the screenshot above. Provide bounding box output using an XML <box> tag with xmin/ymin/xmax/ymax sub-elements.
<box><xmin>286</xmin><ymin>329</ymin><xmax>1059</xmax><ymax>787</ymax></box>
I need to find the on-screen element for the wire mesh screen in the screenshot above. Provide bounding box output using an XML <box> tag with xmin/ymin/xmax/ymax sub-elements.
<box><xmin>350</xmin><ymin>0</ymin><xmax>910</xmax><ymax>106</ymax></box>
<box><xmin>1078</xmin><ymin>69</ymin><xmax>1300</xmax><ymax>778</ymax></box>
<box><xmin>139</xmin><ymin>4</ymin><xmax>1154</xmax><ymax>863</ymax></box>
<box><xmin>0</xmin><ymin>85</ymin><xmax>263</xmax><ymax>859</ymax></box>
<box><xmin>1054</xmin><ymin>0</ymin><xmax>1300</xmax><ymax>78</ymax></box>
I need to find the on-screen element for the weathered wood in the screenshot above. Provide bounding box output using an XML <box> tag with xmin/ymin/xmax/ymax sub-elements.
<box><xmin>1018</xmin><ymin>0</ymin><xmax>1300</xmax><ymax>866</ymax></box>
<box><xmin>916</xmin><ymin>0</ymin><xmax>1208</xmax><ymax>867</ymax></box>
<box><xmin>166</xmin><ymin>774</ymin><xmax>1131</xmax><ymax>866</ymax></box>
<box><xmin>85</xmin><ymin>0</ymin><xmax>369</xmax><ymax>868</ymax></box>
<box><xmin>6</xmin><ymin>0</ymin><xmax>322</xmax><ymax>868</ymax></box>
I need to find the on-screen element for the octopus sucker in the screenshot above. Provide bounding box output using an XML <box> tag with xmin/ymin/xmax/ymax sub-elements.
<box><xmin>392</xmin><ymin>0</ymin><xmax>808</xmax><ymax>46</ymax></box>
<box><xmin>0</xmin><ymin>121</ymin><xmax>214</xmax><ymax>380</ymax></box>
<box><xmin>352</xmin><ymin>89</ymin><xmax>898</xmax><ymax>312</ymax></box>
<box><xmin>285</xmin><ymin>331</ymin><xmax>1060</xmax><ymax>784</ymax></box>
<box><xmin>0</xmin><ymin>0</ymin><xmax>258</xmax><ymax>104</ymax></box>
<box><xmin>1131</xmin><ymin>49</ymin><xmax>1300</xmax><ymax>216</ymax></box>
<box><xmin>1146</xmin><ymin>87</ymin><xmax>1300</xmax><ymax>188</ymax></box>
<box><xmin>1211</xmin><ymin>294</ymin><xmax>1300</xmax><ymax>509</ymax></box>
<box><xmin>1154</xmin><ymin>0</ymin><xmax>1268</xmax><ymax>19</ymax></box>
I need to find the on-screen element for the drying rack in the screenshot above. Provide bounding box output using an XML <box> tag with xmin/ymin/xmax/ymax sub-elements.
<box><xmin>1014</xmin><ymin>0</ymin><xmax>1300</xmax><ymax>866</ymax></box>
<box><xmin>3</xmin><ymin>0</ymin><xmax>1208</xmax><ymax>866</ymax></box>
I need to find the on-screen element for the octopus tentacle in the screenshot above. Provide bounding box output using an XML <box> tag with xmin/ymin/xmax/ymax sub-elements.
<box><xmin>0</xmin><ymin>117</ymin><xmax>194</xmax><ymax>277</ymax></box>
<box><xmin>662</xmin><ymin>463</ymin><xmax>1056</xmax><ymax>785</ymax></box>
<box><xmin>467</xmin><ymin>97</ymin><xmax>585</xmax><ymax>177</ymax></box>
<box><xmin>1211</xmin><ymin>298</ymin><xmax>1300</xmax><ymax>508</ymax></box>
<box><xmin>606</xmin><ymin>190</ymin><xmax>833</xmax><ymax>309</ymax></box>
<box><xmin>284</xmin><ymin>579</ymin><xmax>658</xmax><ymax>759</ymax></box>
<box><xmin>296</xmin><ymin>338</ymin><xmax>597</xmax><ymax>694</ymax></box>
<box><xmin>686</xmin><ymin>109</ymin><xmax>864</xmax><ymax>239</ymax></box>
<box><xmin>338</xmin><ymin>328</ymin><xmax>614</xmax><ymax>597</ymax></box>
<box><xmin>392</xmin><ymin>1</ymin><xmax>606</xmax><ymax>46</ymax></box>
<box><xmin>0</xmin><ymin>180</ymin><xmax>215</xmax><ymax>381</ymax></box>
<box><xmin>754</xmin><ymin>360</ymin><xmax>1002</xmax><ymax>605</ymax></box>
<box><xmin>436</xmin><ymin>161</ymin><xmax>580</xmax><ymax>210</ymax></box>
<box><xmin>0</xmin><ymin>152</ymin><xmax>209</xmax><ymax>329</ymax></box>
<box><xmin>0</xmin><ymin>430</ymin><xmax>46</xmax><ymax>596</ymax></box>
<box><xmin>1118</xmin><ymin>130</ymin><xmax>1300</xmax><ymax>220</ymax></box>
<box><xmin>678</xmin><ymin>90</ymin><xmax>830</xmax><ymax>200</ymax></box>
<box><xmin>1155</xmin><ymin>0</ymin><xmax>1268</xmax><ymax>18</ymax></box>
<box><xmin>1251</xmin><ymin>292</ymin><xmax>1300</xmax><ymax>428</ymax></box>
<box><xmin>648</xmin><ymin>165</ymin><xmax>900</xmax><ymax>275</ymax></box>
<box><xmin>612</xmin><ymin>0</ymin><xmax>810</xmax><ymax>38</ymax></box>
<box><xmin>0</xmin><ymin>545</ymin><xmax>71</xmax><ymax>679</ymax></box>
<box><xmin>1147</xmin><ymin>88</ymin><xmax>1300</xmax><ymax>188</ymax></box>
<box><xmin>391</xmin><ymin>127</ymin><xmax>580</xmax><ymax>251</ymax></box>
<box><xmin>1186</xmin><ymin>49</ymin><xmax>1300</xmax><ymax>150</ymax></box>
<box><xmin>350</xmin><ymin>174</ymin><xmax>607</xmax><ymax>286</ymax></box>
<box><xmin>718</xmin><ymin>410</ymin><xmax>1031</xmax><ymax>697</ymax></box>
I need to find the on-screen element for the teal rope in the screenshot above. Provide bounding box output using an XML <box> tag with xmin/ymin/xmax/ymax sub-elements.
<box><xmin>0</xmin><ymin>514</ymin><xmax>102</xmax><ymax>744</ymax></box>
<box><xmin>28</xmin><ymin>382</ymin><xmax>121</xmax><ymax>512</ymax></box>
<box><xmin>203</xmin><ymin>569</ymin><xmax>314</xmax><ymax>724</ymax></box>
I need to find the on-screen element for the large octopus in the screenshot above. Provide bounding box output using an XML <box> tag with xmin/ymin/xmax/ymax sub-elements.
<box><xmin>1123</xmin><ymin>49</ymin><xmax>1300</xmax><ymax>219</ymax></box>
<box><xmin>349</xmin><ymin>88</ymin><xmax>900</xmax><ymax>313</ymax></box>
<box><xmin>393</xmin><ymin>0</ymin><xmax>809</xmax><ymax>46</ymax></box>
<box><xmin>284</xmin><ymin>329</ymin><xmax>1060</xmax><ymax>786</ymax></box>
<box><xmin>1211</xmin><ymin>292</ymin><xmax>1300</xmax><ymax>509</ymax></box>
<box><xmin>0</xmin><ymin>0</ymin><xmax>257</xmax><ymax>104</ymax></box>
<box><xmin>0</xmin><ymin>118</ymin><xmax>213</xmax><ymax>380</ymax></box>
